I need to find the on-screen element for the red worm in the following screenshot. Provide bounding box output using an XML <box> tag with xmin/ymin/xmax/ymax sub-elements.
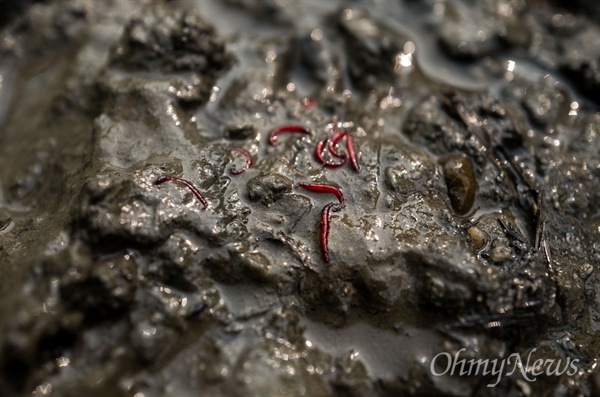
<box><xmin>320</xmin><ymin>203</ymin><xmax>342</xmax><ymax>263</ymax></box>
<box><xmin>328</xmin><ymin>131</ymin><xmax>348</xmax><ymax>159</ymax></box>
<box><xmin>297</xmin><ymin>182</ymin><xmax>344</xmax><ymax>204</ymax></box>
<box><xmin>315</xmin><ymin>139</ymin><xmax>327</xmax><ymax>163</ymax></box>
<box><xmin>269</xmin><ymin>124</ymin><xmax>310</xmax><ymax>146</ymax></box>
<box><xmin>346</xmin><ymin>133</ymin><xmax>360</xmax><ymax>172</ymax></box>
<box><xmin>154</xmin><ymin>176</ymin><xmax>209</xmax><ymax>210</ymax></box>
<box><xmin>230</xmin><ymin>148</ymin><xmax>252</xmax><ymax>175</ymax></box>
<box><xmin>315</xmin><ymin>138</ymin><xmax>346</xmax><ymax>168</ymax></box>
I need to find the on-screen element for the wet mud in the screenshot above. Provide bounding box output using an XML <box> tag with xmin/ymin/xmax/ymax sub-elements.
<box><xmin>0</xmin><ymin>0</ymin><xmax>599</xmax><ymax>396</ymax></box>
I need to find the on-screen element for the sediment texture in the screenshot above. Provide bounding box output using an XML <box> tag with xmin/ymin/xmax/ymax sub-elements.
<box><xmin>0</xmin><ymin>1</ymin><xmax>599</xmax><ymax>396</ymax></box>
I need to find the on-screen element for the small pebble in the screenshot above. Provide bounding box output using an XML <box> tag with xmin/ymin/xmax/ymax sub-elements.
<box><xmin>488</xmin><ymin>239</ymin><xmax>512</xmax><ymax>264</ymax></box>
<box><xmin>442</xmin><ymin>154</ymin><xmax>477</xmax><ymax>215</ymax></box>
<box><xmin>468</xmin><ymin>226</ymin><xmax>489</xmax><ymax>250</ymax></box>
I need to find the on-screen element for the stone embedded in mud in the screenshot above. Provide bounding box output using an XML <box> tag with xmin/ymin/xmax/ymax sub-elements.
<box><xmin>487</xmin><ymin>238</ymin><xmax>513</xmax><ymax>264</ymax></box>
<box><xmin>468</xmin><ymin>225</ymin><xmax>489</xmax><ymax>250</ymax></box>
<box><xmin>441</xmin><ymin>154</ymin><xmax>477</xmax><ymax>215</ymax></box>
<box><xmin>246</xmin><ymin>173</ymin><xmax>293</xmax><ymax>207</ymax></box>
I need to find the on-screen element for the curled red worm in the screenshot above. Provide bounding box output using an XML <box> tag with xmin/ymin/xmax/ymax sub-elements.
<box><xmin>315</xmin><ymin>138</ymin><xmax>346</xmax><ymax>168</ymax></box>
<box><xmin>154</xmin><ymin>176</ymin><xmax>209</xmax><ymax>210</ymax></box>
<box><xmin>269</xmin><ymin>124</ymin><xmax>310</xmax><ymax>146</ymax></box>
<box><xmin>328</xmin><ymin>131</ymin><xmax>348</xmax><ymax>159</ymax></box>
<box><xmin>315</xmin><ymin>139</ymin><xmax>327</xmax><ymax>162</ymax></box>
<box><xmin>297</xmin><ymin>182</ymin><xmax>344</xmax><ymax>204</ymax></box>
<box><xmin>230</xmin><ymin>148</ymin><xmax>252</xmax><ymax>175</ymax></box>
<box><xmin>320</xmin><ymin>203</ymin><xmax>343</xmax><ymax>263</ymax></box>
<box><xmin>346</xmin><ymin>133</ymin><xmax>360</xmax><ymax>172</ymax></box>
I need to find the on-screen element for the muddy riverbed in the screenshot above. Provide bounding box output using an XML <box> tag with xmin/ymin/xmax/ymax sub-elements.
<box><xmin>0</xmin><ymin>0</ymin><xmax>599</xmax><ymax>396</ymax></box>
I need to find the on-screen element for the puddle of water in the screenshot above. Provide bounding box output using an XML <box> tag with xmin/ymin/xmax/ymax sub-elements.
<box><xmin>301</xmin><ymin>316</ymin><xmax>442</xmax><ymax>379</ymax></box>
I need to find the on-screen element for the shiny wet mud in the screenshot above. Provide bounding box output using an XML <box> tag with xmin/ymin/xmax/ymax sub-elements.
<box><xmin>1</xmin><ymin>1</ymin><xmax>599</xmax><ymax>396</ymax></box>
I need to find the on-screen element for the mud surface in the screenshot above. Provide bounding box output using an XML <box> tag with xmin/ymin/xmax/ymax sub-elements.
<box><xmin>1</xmin><ymin>0</ymin><xmax>599</xmax><ymax>396</ymax></box>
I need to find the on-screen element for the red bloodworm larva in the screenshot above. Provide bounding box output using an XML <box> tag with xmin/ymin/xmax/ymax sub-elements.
<box><xmin>315</xmin><ymin>139</ymin><xmax>327</xmax><ymax>164</ymax></box>
<box><xmin>315</xmin><ymin>138</ymin><xmax>347</xmax><ymax>168</ymax></box>
<box><xmin>320</xmin><ymin>203</ymin><xmax>343</xmax><ymax>263</ymax></box>
<box><xmin>269</xmin><ymin>124</ymin><xmax>310</xmax><ymax>146</ymax></box>
<box><xmin>346</xmin><ymin>133</ymin><xmax>360</xmax><ymax>172</ymax></box>
<box><xmin>324</xmin><ymin>157</ymin><xmax>346</xmax><ymax>168</ymax></box>
<box><xmin>230</xmin><ymin>148</ymin><xmax>252</xmax><ymax>175</ymax></box>
<box><xmin>328</xmin><ymin>131</ymin><xmax>348</xmax><ymax>159</ymax></box>
<box><xmin>154</xmin><ymin>176</ymin><xmax>209</xmax><ymax>210</ymax></box>
<box><xmin>297</xmin><ymin>182</ymin><xmax>344</xmax><ymax>204</ymax></box>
